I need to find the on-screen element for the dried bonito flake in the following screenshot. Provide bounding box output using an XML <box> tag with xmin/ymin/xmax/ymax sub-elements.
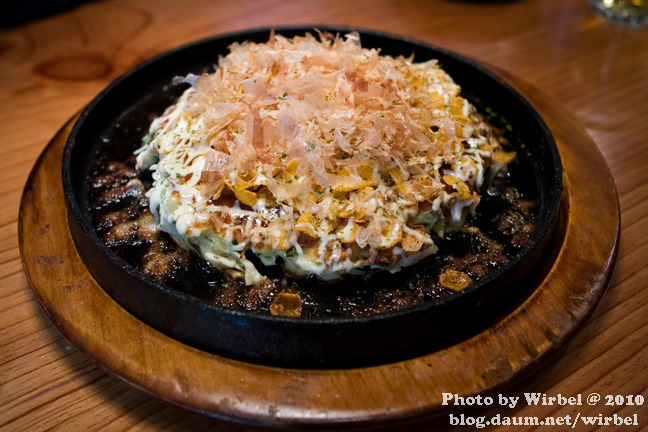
<box><xmin>135</xmin><ymin>31</ymin><xmax>508</xmax><ymax>286</ymax></box>
<box><xmin>269</xmin><ymin>292</ymin><xmax>303</xmax><ymax>317</ymax></box>
<box><xmin>439</xmin><ymin>269</ymin><xmax>473</xmax><ymax>291</ymax></box>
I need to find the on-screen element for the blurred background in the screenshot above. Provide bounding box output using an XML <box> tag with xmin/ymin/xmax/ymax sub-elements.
<box><xmin>0</xmin><ymin>0</ymin><xmax>96</xmax><ymax>28</ymax></box>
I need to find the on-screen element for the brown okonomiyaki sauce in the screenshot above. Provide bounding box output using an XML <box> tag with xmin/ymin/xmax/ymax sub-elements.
<box><xmin>87</xmin><ymin>109</ymin><xmax>539</xmax><ymax>319</ymax></box>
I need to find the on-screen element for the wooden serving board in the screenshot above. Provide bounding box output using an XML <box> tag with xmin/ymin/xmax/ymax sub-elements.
<box><xmin>18</xmin><ymin>71</ymin><xmax>619</xmax><ymax>429</ymax></box>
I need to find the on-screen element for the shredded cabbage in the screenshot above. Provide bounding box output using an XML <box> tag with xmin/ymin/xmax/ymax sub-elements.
<box><xmin>136</xmin><ymin>31</ymin><xmax>507</xmax><ymax>285</ymax></box>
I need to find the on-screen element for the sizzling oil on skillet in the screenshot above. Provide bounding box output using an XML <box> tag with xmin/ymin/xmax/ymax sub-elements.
<box><xmin>87</xmin><ymin>125</ymin><xmax>539</xmax><ymax>319</ymax></box>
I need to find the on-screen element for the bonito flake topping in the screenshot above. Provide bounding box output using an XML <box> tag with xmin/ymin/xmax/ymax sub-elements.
<box><xmin>136</xmin><ymin>31</ymin><xmax>508</xmax><ymax>286</ymax></box>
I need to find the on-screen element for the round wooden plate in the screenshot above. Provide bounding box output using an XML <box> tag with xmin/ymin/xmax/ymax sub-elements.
<box><xmin>18</xmin><ymin>70</ymin><xmax>619</xmax><ymax>429</ymax></box>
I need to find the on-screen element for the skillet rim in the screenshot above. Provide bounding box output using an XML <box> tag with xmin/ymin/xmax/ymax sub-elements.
<box><xmin>61</xmin><ymin>25</ymin><xmax>563</xmax><ymax>364</ymax></box>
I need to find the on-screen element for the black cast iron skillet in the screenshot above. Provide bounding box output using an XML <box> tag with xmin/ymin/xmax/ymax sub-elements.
<box><xmin>62</xmin><ymin>26</ymin><xmax>563</xmax><ymax>368</ymax></box>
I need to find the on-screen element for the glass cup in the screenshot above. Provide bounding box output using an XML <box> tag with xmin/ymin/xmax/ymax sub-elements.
<box><xmin>590</xmin><ymin>0</ymin><xmax>648</xmax><ymax>25</ymax></box>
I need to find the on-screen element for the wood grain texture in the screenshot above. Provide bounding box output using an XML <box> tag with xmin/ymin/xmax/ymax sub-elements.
<box><xmin>1</xmin><ymin>0</ymin><xmax>647</xmax><ymax>430</ymax></box>
<box><xmin>17</xmin><ymin>71</ymin><xmax>618</xmax><ymax>429</ymax></box>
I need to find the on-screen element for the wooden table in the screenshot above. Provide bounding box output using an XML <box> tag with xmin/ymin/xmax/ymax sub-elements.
<box><xmin>1</xmin><ymin>0</ymin><xmax>646</xmax><ymax>430</ymax></box>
